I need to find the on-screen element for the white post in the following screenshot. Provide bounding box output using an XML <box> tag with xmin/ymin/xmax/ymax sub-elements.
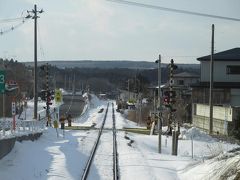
<box><xmin>191</xmin><ymin>134</ymin><xmax>194</xmax><ymax>159</ymax></box>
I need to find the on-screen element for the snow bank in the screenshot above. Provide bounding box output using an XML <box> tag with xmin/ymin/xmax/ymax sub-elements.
<box><xmin>180</xmin><ymin>127</ymin><xmax>214</xmax><ymax>142</ymax></box>
<box><xmin>179</xmin><ymin>151</ymin><xmax>240</xmax><ymax>180</ymax></box>
<box><xmin>72</xmin><ymin>94</ymin><xmax>107</xmax><ymax>126</ymax></box>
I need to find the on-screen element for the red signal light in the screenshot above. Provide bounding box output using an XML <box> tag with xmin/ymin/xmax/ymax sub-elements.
<box><xmin>163</xmin><ymin>97</ymin><xmax>170</xmax><ymax>104</ymax></box>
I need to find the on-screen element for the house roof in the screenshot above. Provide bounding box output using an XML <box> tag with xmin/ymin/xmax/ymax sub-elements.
<box><xmin>174</xmin><ymin>72</ymin><xmax>199</xmax><ymax>78</ymax></box>
<box><xmin>197</xmin><ymin>48</ymin><xmax>240</xmax><ymax>61</ymax></box>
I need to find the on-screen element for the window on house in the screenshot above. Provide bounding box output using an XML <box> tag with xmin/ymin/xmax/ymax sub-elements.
<box><xmin>178</xmin><ymin>80</ymin><xmax>184</xmax><ymax>85</ymax></box>
<box><xmin>226</xmin><ymin>65</ymin><xmax>240</xmax><ymax>74</ymax></box>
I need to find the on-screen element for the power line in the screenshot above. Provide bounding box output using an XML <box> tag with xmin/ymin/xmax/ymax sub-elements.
<box><xmin>0</xmin><ymin>17</ymin><xmax>31</xmax><ymax>36</ymax></box>
<box><xmin>0</xmin><ymin>20</ymin><xmax>29</xmax><ymax>36</ymax></box>
<box><xmin>106</xmin><ymin>0</ymin><xmax>240</xmax><ymax>22</ymax></box>
<box><xmin>0</xmin><ymin>17</ymin><xmax>25</xmax><ymax>23</ymax></box>
<box><xmin>37</xmin><ymin>23</ymin><xmax>46</xmax><ymax>60</ymax></box>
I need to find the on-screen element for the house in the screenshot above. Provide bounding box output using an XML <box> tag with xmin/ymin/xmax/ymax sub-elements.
<box><xmin>174</xmin><ymin>72</ymin><xmax>200</xmax><ymax>87</ymax></box>
<box><xmin>191</xmin><ymin>47</ymin><xmax>240</xmax><ymax>135</ymax></box>
<box><xmin>161</xmin><ymin>71</ymin><xmax>200</xmax><ymax>98</ymax></box>
<box><xmin>171</xmin><ymin>71</ymin><xmax>199</xmax><ymax>98</ymax></box>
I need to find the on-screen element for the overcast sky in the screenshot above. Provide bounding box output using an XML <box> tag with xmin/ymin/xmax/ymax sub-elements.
<box><xmin>0</xmin><ymin>0</ymin><xmax>239</xmax><ymax>64</ymax></box>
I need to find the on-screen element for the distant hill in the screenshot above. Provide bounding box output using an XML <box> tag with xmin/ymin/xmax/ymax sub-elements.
<box><xmin>23</xmin><ymin>60</ymin><xmax>199</xmax><ymax>69</ymax></box>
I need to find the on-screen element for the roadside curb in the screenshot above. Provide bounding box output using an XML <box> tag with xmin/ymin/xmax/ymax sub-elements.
<box><xmin>0</xmin><ymin>137</ymin><xmax>16</xmax><ymax>160</ymax></box>
<box><xmin>0</xmin><ymin>132</ymin><xmax>42</xmax><ymax>160</ymax></box>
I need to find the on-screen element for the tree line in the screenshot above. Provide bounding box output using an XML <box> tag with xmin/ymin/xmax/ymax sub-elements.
<box><xmin>0</xmin><ymin>59</ymin><xmax>199</xmax><ymax>117</ymax></box>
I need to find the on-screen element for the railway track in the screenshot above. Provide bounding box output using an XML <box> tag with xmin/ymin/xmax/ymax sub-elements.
<box><xmin>81</xmin><ymin>102</ymin><xmax>119</xmax><ymax>180</ymax></box>
<box><xmin>112</xmin><ymin>102</ymin><xmax>119</xmax><ymax>180</ymax></box>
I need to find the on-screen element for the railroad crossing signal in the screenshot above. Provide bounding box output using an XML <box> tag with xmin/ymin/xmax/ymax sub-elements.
<box><xmin>163</xmin><ymin>96</ymin><xmax>170</xmax><ymax>104</ymax></box>
<box><xmin>0</xmin><ymin>70</ymin><xmax>5</xmax><ymax>93</ymax></box>
<box><xmin>55</xmin><ymin>89</ymin><xmax>62</xmax><ymax>103</ymax></box>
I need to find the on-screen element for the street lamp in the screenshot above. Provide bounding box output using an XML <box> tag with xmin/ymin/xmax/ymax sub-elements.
<box><xmin>26</xmin><ymin>5</ymin><xmax>44</xmax><ymax>120</ymax></box>
<box><xmin>155</xmin><ymin>54</ymin><xmax>162</xmax><ymax>153</ymax></box>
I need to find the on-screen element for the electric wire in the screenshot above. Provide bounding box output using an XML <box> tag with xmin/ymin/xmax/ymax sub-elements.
<box><xmin>0</xmin><ymin>17</ymin><xmax>30</xmax><ymax>36</ymax></box>
<box><xmin>0</xmin><ymin>17</ymin><xmax>25</xmax><ymax>23</ymax></box>
<box><xmin>106</xmin><ymin>0</ymin><xmax>240</xmax><ymax>22</ymax></box>
<box><xmin>37</xmin><ymin>23</ymin><xmax>46</xmax><ymax>61</ymax></box>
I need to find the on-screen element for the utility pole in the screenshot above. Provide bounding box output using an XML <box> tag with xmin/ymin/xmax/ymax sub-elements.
<box><xmin>27</xmin><ymin>4</ymin><xmax>44</xmax><ymax>120</ymax></box>
<box><xmin>64</xmin><ymin>74</ymin><xmax>67</xmax><ymax>90</ymax></box>
<box><xmin>68</xmin><ymin>76</ymin><xmax>71</xmax><ymax>91</ymax></box>
<box><xmin>209</xmin><ymin>24</ymin><xmax>214</xmax><ymax>134</ymax></box>
<box><xmin>73</xmin><ymin>74</ymin><xmax>75</xmax><ymax>93</ymax></box>
<box><xmin>155</xmin><ymin>55</ymin><xmax>162</xmax><ymax>153</ymax></box>
<box><xmin>128</xmin><ymin>79</ymin><xmax>130</xmax><ymax>101</ymax></box>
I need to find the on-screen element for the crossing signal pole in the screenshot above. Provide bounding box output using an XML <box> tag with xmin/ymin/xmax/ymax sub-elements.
<box><xmin>155</xmin><ymin>54</ymin><xmax>162</xmax><ymax>153</ymax></box>
<box><xmin>40</xmin><ymin>63</ymin><xmax>53</xmax><ymax>126</ymax></box>
<box><xmin>45</xmin><ymin>63</ymin><xmax>50</xmax><ymax>126</ymax></box>
<box><xmin>168</xmin><ymin>59</ymin><xmax>178</xmax><ymax>155</ymax></box>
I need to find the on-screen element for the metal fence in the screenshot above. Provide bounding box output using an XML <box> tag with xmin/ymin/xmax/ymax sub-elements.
<box><xmin>0</xmin><ymin>118</ymin><xmax>46</xmax><ymax>139</ymax></box>
<box><xmin>0</xmin><ymin>102</ymin><xmax>61</xmax><ymax>139</ymax></box>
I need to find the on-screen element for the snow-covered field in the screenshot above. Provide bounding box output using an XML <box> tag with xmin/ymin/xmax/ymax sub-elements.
<box><xmin>0</xmin><ymin>95</ymin><xmax>239</xmax><ymax>180</ymax></box>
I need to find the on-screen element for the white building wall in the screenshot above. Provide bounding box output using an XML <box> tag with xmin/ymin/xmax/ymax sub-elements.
<box><xmin>195</xmin><ymin>104</ymin><xmax>232</xmax><ymax>121</ymax></box>
<box><xmin>201</xmin><ymin>61</ymin><xmax>240</xmax><ymax>82</ymax></box>
<box><xmin>192</xmin><ymin>103</ymin><xmax>234</xmax><ymax>135</ymax></box>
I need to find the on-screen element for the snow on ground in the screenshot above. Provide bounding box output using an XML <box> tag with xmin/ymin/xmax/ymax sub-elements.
<box><xmin>72</xmin><ymin>94</ymin><xmax>108</xmax><ymax>127</ymax></box>
<box><xmin>0</xmin><ymin>95</ymin><xmax>240</xmax><ymax>180</ymax></box>
<box><xmin>0</xmin><ymin>128</ymin><xmax>97</xmax><ymax>180</ymax></box>
<box><xmin>88</xmin><ymin>131</ymin><xmax>114</xmax><ymax>180</ymax></box>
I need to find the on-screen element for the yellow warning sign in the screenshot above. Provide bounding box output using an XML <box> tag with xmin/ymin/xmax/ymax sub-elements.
<box><xmin>55</xmin><ymin>89</ymin><xmax>62</xmax><ymax>103</ymax></box>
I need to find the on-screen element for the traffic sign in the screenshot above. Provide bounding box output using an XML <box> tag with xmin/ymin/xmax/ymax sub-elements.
<box><xmin>55</xmin><ymin>89</ymin><xmax>62</xmax><ymax>103</ymax></box>
<box><xmin>0</xmin><ymin>70</ymin><xmax>5</xmax><ymax>93</ymax></box>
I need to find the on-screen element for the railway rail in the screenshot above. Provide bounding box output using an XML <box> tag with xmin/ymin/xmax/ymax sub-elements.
<box><xmin>112</xmin><ymin>102</ymin><xmax>119</xmax><ymax>180</ymax></box>
<box><xmin>81</xmin><ymin>102</ymin><xmax>119</xmax><ymax>180</ymax></box>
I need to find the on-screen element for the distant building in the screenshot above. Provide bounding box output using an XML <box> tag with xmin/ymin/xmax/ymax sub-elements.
<box><xmin>174</xmin><ymin>72</ymin><xmax>200</xmax><ymax>87</ymax></box>
<box><xmin>161</xmin><ymin>71</ymin><xmax>199</xmax><ymax>96</ymax></box>
<box><xmin>119</xmin><ymin>89</ymin><xmax>138</xmax><ymax>103</ymax></box>
<box><xmin>191</xmin><ymin>47</ymin><xmax>240</xmax><ymax>135</ymax></box>
<box><xmin>171</xmin><ymin>72</ymin><xmax>199</xmax><ymax>98</ymax></box>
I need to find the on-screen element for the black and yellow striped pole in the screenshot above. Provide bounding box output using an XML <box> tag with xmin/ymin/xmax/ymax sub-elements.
<box><xmin>45</xmin><ymin>63</ymin><xmax>50</xmax><ymax>126</ymax></box>
<box><xmin>169</xmin><ymin>59</ymin><xmax>178</xmax><ymax>155</ymax></box>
